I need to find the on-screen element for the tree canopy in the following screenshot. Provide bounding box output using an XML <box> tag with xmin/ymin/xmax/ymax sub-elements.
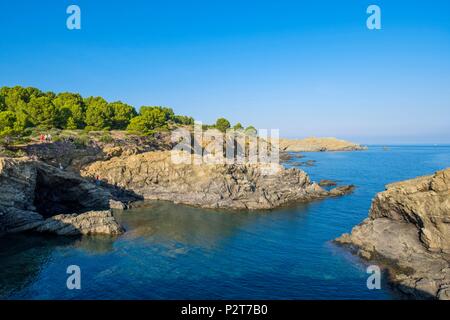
<box><xmin>245</xmin><ymin>125</ymin><xmax>257</xmax><ymax>136</ymax></box>
<box><xmin>0</xmin><ymin>86</ymin><xmax>194</xmax><ymax>138</ymax></box>
<box><xmin>127</xmin><ymin>107</ymin><xmax>168</xmax><ymax>135</ymax></box>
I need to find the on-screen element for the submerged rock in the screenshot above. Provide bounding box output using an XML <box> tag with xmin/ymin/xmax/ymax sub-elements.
<box><xmin>335</xmin><ymin>168</ymin><xmax>450</xmax><ymax>299</ymax></box>
<box><xmin>319</xmin><ymin>179</ymin><xmax>337</xmax><ymax>187</ymax></box>
<box><xmin>82</xmin><ymin>151</ymin><xmax>353</xmax><ymax>210</ymax></box>
<box><xmin>328</xmin><ymin>185</ymin><xmax>355</xmax><ymax>196</ymax></box>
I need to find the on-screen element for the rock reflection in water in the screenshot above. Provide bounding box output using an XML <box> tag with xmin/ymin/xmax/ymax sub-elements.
<box><xmin>115</xmin><ymin>201</ymin><xmax>296</xmax><ymax>249</ymax></box>
<box><xmin>0</xmin><ymin>234</ymin><xmax>71</xmax><ymax>297</ymax></box>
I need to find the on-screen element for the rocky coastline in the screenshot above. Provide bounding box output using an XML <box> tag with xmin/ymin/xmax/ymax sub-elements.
<box><xmin>0</xmin><ymin>157</ymin><xmax>124</xmax><ymax>236</ymax></box>
<box><xmin>0</xmin><ymin>133</ymin><xmax>358</xmax><ymax>238</ymax></box>
<box><xmin>81</xmin><ymin>151</ymin><xmax>354</xmax><ymax>210</ymax></box>
<box><xmin>335</xmin><ymin>168</ymin><xmax>450</xmax><ymax>300</ymax></box>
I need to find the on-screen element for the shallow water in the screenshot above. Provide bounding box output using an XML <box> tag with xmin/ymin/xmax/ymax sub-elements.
<box><xmin>1</xmin><ymin>146</ymin><xmax>449</xmax><ymax>299</ymax></box>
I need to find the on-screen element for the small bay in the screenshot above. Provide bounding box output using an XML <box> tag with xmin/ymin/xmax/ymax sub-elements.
<box><xmin>1</xmin><ymin>146</ymin><xmax>449</xmax><ymax>299</ymax></box>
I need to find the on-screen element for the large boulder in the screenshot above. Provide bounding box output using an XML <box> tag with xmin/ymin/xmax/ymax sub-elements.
<box><xmin>335</xmin><ymin>168</ymin><xmax>450</xmax><ymax>299</ymax></box>
<box><xmin>36</xmin><ymin>210</ymin><xmax>124</xmax><ymax>236</ymax></box>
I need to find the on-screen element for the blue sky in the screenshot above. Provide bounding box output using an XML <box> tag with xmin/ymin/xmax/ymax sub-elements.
<box><xmin>1</xmin><ymin>0</ymin><xmax>449</xmax><ymax>143</ymax></box>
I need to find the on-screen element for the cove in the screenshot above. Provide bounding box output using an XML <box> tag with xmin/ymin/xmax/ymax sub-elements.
<box><xmin>0</xmin><ymin>146</ymin><xmax>449</xmax><ymax>299</ymax></box>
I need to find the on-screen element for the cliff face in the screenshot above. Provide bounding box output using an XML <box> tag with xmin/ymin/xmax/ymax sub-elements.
<box><xmin>0</xmin><ymin>157</ymin><xmax>123</xmax><ymax>236</ymax></box>
<box><xmin>81</xmin><ymin>151</ymin><xmax>353</xmax><ymax>210</ymax></box>
<box><xmin>336</xmin><ymin>168</ymin><xmax>450</xmax><ymax>299</ymax></box>
<box><xmin>279</xmin><ymin>137</ymin><xmax>366</xmax><ymax>152</ymax></box>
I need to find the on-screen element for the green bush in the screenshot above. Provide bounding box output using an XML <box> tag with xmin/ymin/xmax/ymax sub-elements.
<box><xmin>73</xmin><ymin>134</ymin><xmax>90</xmax><ymax>148</ymax></box>
<box><xmin>99</xmin><ymin>134</ymin><xmax>114</xmax><ymax>143</ymax></box>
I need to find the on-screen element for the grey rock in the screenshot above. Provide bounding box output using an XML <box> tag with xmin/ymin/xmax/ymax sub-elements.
<box><xmin>82</xmin><ymin>151</ymin><xmax>353</xmax><ymax>210</ymax></box>
<box><xmin>35</xmin><ymin>210</ymin><xmax>124</xmax><ymax>236</ymax></box>
<box><xmin>335</xmin><ymin>168</ymin><xmax>450</xmax><ymax>300</ymax></box>
<box><xmin>319</xmin><ymin>179</ymin><xmax>337</xmax><ymax>187</ymax></box>
<box><xmin>0</xmin><ymin>157</ymin><xmax>124</xmax><ymax>236</ymax></box>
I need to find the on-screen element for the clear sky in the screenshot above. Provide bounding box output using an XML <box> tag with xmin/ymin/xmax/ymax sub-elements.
<box><xmin>1</xmin><ymin>0</ymin><xmax>449</xmax><ymax>144</ymax></box>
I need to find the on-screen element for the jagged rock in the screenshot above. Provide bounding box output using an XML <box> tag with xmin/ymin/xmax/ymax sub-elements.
<box><xmin>109</xmin><ymin>199</ymin><xmax>127</xmax><ymax>210</ymax></box>
<box><xmin>335</xmin><ymin>168</ymin><xmax>450</xmax><ymax>300</ymax></box>
<box><xmin>328</xmin><ymin>185</ymin><xmax>355</xmax><ymax>196</ymax></box>
<box><xmin>0</xmin><ymin>157</ymin><xmax>124</xmax><ymax>236</ymax></box>
<box><xmin>35</xmin><ymin>210</ymin><xmax>124</xmax><ymax>236</ymax></box>
<box><xmin>279</xmin><ymin>152</ymin><xmax>293</xmax><ymax>162</ymax></box>
<box><xmin>81</xmin><ymin>151</ymin><xmax>353</xmax><ymax>210</ymax></box>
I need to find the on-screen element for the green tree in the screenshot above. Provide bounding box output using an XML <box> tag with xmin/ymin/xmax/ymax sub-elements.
<box><xmin>84</xmin><ymin>97</ymin><xmax>113</xmax><ymax>130</ymax></box>
<box><xmin>0</xmin><ymin>111</ymin><xmax>18</xmax><ymax>141</ymax></box>
<box><xmin>109</xmin><ymin>101</ymin><xmax>137</xmax><ymax>129</ymax></box>
<box><xmin>127</xmin><ymin>107</ymin><xmax>168</xmax><ymax>135</ymax></box>
<box><xmin>0</xmin><ymin>111</ymin><xmax>16</xmax><ymax>131</ymax></box>
<box><xmin>233</xmin><ymin>122</ymin><xmax>243</xmax><ymax>130</ymax></box>
<box><xmin>174</xmin><ymin>115</ymin><xmax>194</xmax><ymax>125</ymax></box>
<box><xmin>26</xmin><ymin>96</ymin><xmax>59</xmax><ymax>129</ymax></box>
<box><xmin>140</xmin><ymin>106</ymin><xmax>174</xmax><ymax>122</ymax></box>
<box><xmin>215</xmin><ymin>118</ymin><xmax>231</xmax><ymax>132</ymax></box>
<box><xmin>66</xmin><ymin>117</ymin><xmax>78</xmax><ymax>130</ymax></box>
<box><xmin>245</xmin><ymin>125</ymin><xmax>257</xmax><ymax>136</ymax></box>
<box><xmin>0</xmin><ymin>94</ymin><xmax>6</xmax><ymax>112</ymax></box>
<box><xmin>0</xmin><ymin>86</ymin><xmax>30</xmax><ymax>112</ymax></box>
<box><xmin>53</xmin><ymin>92</ymin><xmax>85</xmax><ymax>129</ymax></box>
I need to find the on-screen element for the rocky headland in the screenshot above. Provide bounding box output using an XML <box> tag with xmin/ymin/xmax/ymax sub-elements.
<box><xmin>335</xmin><ymin>168</ymin><xmax>450</xmax><ymax>299</ymax></box>
<box><xmin>279</xmin><ymin>137</ymin><xmax>366</xmax><ymax>152</ymax></box>
<box><xmin>1</xmin><ymin>134</ymin><xmax>357</xmax><ymax>237</ymax></box>
<box><xmin>81</xmin><ymin>151</ymin><xmax>354</xmax><ymax>210</ymax></box>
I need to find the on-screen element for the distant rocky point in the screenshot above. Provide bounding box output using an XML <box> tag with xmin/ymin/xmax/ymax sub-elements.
<box><xmin>335</xmin><ymin>168</ymin><xmax>450</xmax><ymax>300</ymax></box>
<box><xmin>279</xmin><ymin>137</ymin><xmax>367</xmax><ymax>152</ymax></box>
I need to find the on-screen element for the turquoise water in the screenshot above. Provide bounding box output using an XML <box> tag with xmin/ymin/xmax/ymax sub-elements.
<box><xmin>1</xmin><ymin>146</ymin><xmax>449</xmax><ymax>299</ymax></box>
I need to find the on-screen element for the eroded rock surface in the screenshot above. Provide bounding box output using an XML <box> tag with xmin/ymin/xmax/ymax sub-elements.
<box><xmin>335</xmin><ymin>168</ymin><xmax>450</xmax><ymax>299</ymax></box>
<box><xmin>0</xmin><ymin>157</ymin><xmax>123</xmax><ymax>236</ymax></box>
<box><xmin>81</xmin><ymin>151</ymin><xmax>352</xmax><ymax>210</ymax></box>
<box><xmin>36</xmin><ymin>210</ymin><xmax>124</xmax><ymax>236</ymax></box>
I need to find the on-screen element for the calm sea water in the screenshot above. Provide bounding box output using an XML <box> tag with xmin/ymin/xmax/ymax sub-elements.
<box><xmin>1</xmin><ymin>146</ymin><xmax>449</xmax><ymax>299</ymax></box>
